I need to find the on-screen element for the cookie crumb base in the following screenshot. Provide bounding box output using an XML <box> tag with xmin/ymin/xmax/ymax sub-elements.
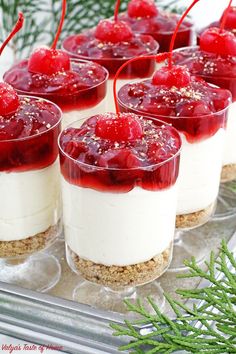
<box><xmin>67</xmin><ymin>245</ymin><xmax>172</xmax><ymax>290</ymax></box>
<box><xmin>0</xmin><ymin>223</ymin><xmax>60</xmax><ymax>258</ymax></box>
<box><xmin>221</xmin><ymin>164</ymin><xmax>236</xmax><ymax>183</ymax></box>
<box><xmin>176</xmin><ymin>203</ymin><xmax>215</xmax><ymax>229</ymax></box>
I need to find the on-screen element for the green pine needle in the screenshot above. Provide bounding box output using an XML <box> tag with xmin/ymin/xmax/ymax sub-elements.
<box><xmin>110</xmin><ymin>240</ymin><xmax>236</xmax><ymax>353</ymax></box>
<box><xmin>0</xmin><ymin>0</ymin><xmax>184</xmax><ymax>59</ymax></box>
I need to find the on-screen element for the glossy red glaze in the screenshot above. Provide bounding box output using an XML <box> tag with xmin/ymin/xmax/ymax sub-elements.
<box><xmin>4</xmin><ymin>59</ymin><xmax>108</xmax><ymax>113</ymax></box>
<box><xmin>118</xmin><ymin>77</ymin><xmax>231</xmax><ymax>143</ymax></box>
<box><xmin>0</xmin><ymin>97</ymin><xmax>61</xmax><ymax>173</ymax></box>
<box><xmin>119</xmin><ymin>11</ymin><xmax>193</xmax><ymax>52</ymax></box>
<box><xmin>62</xmin><ymin>32</ymin><xmax>158</xmax><ymax>78</ymax></box>
<box><xmin>173</xmin><ymin>46</ymin><xmax>236</xmax><ymax>101</ymax></box>
<box><xmin>59</xmin><ymin>113</ymin><xmax>181</xmax><ymax>192</ymax></box>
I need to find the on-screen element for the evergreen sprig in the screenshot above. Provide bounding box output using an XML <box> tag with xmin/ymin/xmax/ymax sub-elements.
<box><xmin>50</xmin><ymin>0</ymin><xmax>184</xmax><ymax>43</ymax></box>
<box><xmin>111</xmin><ymin>240</ymin><xmax>236</xmax><ymax>353</ymax></box>
<box><xmin>0</xmin><ymin>0</ymin><xmax>48</xmax><ymax>59</ymax></box>
<box><xmin>0</xmin><ymin>0</ymin><xmax>185</xmax><ymax>59</ymax></box>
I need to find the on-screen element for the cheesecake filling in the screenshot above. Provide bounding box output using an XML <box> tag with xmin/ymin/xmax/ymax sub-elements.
<box><xmin>62</xmin><ymin>178</ymin><xmax>177</xmax><ymax>267</ymax></box>
<box><xmin>177</xmin><ymin>129</ymin><xmax>225</xmax><ymax>215</ymax></box>
<box><xmin>0</xmin><ymin>161</ymin><xmax>61</xmax><ymax>241</ymax></box>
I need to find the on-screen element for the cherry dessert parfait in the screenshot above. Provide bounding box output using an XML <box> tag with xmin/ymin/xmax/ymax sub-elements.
<box><xmin>59</xmin><ymin>113</ymin><xmax>181</xmax><ymax>291</ymax></box>
<box><xmin>3</xmin><ymin>0</ymin><xmax>108</xmax><ymax>127</ymax></box>
<box><xmin>173</xmin><ymin>46</ymin><xmax>236</xmax><ymax>183</ymax></box>
<box><xmin>0</xmin><ymin>93</ymin><xmax>62</xmax><ymax>258</ymax></box>
<box><xmin>119</xmin><ymin>0</ymin><xmax>194</xmax><ymax>53</ymax></box>
<box><xmin>0</xmin><ymin>12</ymin><xmax>62</xmax><ymax>291</ymax></box>
<box><xmin>173</xmin><ymin>5</ymin><xmax>236</xmax><ymax>184</ymax></box>
<box><xmin>118</xmin><ymin>68</ymin><xmax>231</xmax><ymax>228</ymax></box>
<box><xmin>62</xmin><ymin>0</ymin><xmax>159</xmax><ymax>111</ymax></box>
<box><xmin>4</xmin><ymin>58</ymin><xmax>108</xmax><ymax>128</ymax></box>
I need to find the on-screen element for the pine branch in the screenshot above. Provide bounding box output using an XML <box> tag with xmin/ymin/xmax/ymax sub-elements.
<box><xmin>0</xmin><ymin>0</ymin><xmax>48</xmax><ymax>59</ymax></box>
<box><xmin>110</xmin><ymin>240</ymin><xmax>236</xmax><ymax>353</ymax></box>
<box><xmin>0</xmin><ymin>0</ymin><xmax>185</xmax><ymax>59</ymax></box>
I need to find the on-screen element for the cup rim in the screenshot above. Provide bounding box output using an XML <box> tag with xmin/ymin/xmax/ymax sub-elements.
<box><xmin>61</xmin><ymin>33</ymin><xmax>160</xmax><ymax>62</ymax></box>
<box><xmin>125</xmin><ymin>13</ymin><xmax>194</xmax><ymax>35</ymax></box>
<box><xmin>0</xmin><ymin>95</ymin><xmax>62</xmax><ymax>143</ymax></box>
<box><xmin>117</xmin><ymin>79</ymin><xmax>232</xmax><ymax>120</ymax></box>
<box><xmin>58</xmin><ymin>114</ymin><xmax>182</xmax><ymax>171</ymax></box>
<box><xmin>3</xmin><ymin>58</ymin><xmax>109</xmax><ymax>98</ymax></box>
<box><xmin>173</xmin><ymin>45</ymin><xmax>236</xmax><ymax>81</ymax></box>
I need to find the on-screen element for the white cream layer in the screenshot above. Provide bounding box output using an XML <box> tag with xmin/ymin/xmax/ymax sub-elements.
<box><xmin>0</xmin><ymin>161</ymin><xmax>61</xmax><ymax>241</ymax></box>
<box><xmin>62</xmin><ymin>99</ymin><xmax>106</xmax><ymax>128</ymax></box>
<box><xmin>223</xmin><ymin>102</ymin><xmax>236</xmax><ymax>166</ymax></box>
<box><xmin>177</xmin><ymin>129</ymin><xmax>225</xmax><ymax>215</ymax></box>
<box><xmin>62</xmin><ymin>178</ymin><xmax>177</xmax><ymax>267</ymax></box>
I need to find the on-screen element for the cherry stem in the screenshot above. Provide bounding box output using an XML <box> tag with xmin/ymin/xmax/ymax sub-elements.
<box><xmin>113</xmin><ymin>53</ymin><xmax>170</xmax><ymax>115</ymax></box>
<box><xmin>114</xmin><ymin>0</ymin><xmax>121</xmax><ymax>22</ymax></box>
<box><xmin>168</xmin><ymin>0</ymin><xmax>200</xmax><ymax>69</ymax></box>
<box><xmin>0</xmin><ymin>12</ymin><xmax>24</xmax><ymax>56</ymax></box>
<box><xmin>51</xmin><ymin>0</ymin><xmax>67</xmax><ymax>50</ymax></box>
<box><xmin>220</xmin><ymin>0</ymin><xmax>233</xmax><ymax>32</ymax></box>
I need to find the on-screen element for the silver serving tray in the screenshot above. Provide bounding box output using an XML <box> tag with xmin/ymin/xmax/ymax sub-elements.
<box><xmin>0</xmin><ymin>216</ymin><xmax>236</xmax><ymax>354</ymax></box>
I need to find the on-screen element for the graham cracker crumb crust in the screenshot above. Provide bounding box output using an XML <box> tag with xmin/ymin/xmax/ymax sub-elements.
<box><xmin>0</xmin><ymin>223</ymin><xmax>59</xmax><ymax>258</ymax></box>
<box><xmin>67</xmin><ymin>245</ymin><xmax>172</xmax><ymax>290</ymax></box>
<box><xmin>221</xmin><ymin>164</ymin><xmax>236</xmax><ymax>183</ymax></box>
<box><xmin>176</xmin><ymin>203</ymin><xmax>215</xmax><ymax>229</ymax></box>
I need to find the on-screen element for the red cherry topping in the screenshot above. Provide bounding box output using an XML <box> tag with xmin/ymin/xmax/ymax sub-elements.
<box><xmin>0</xmin><ymin>83</ymin><xmax>20</xmax><ymax>117</ymax></box>
<box><xmin>0</xmin><ymin>13</ymin><xmax>24</xmax><ymax>117</ymax></box>
<box><xmin>127</xmin><ymin>0</ymin><xmax>158</xmax><ymax>19</ymax></box>
<box><xmin>28</xmin><ymin>0</ymin><xmax>70</xmax><ymax>75</ymax></box>
<box><xmin>200</xmin><ymin>27</ymin><xmax>236</xmax><ymax>57</ymax></box>
<box><xmin>28</xmin><ymin>47</ymin><xmax>70</xmax><ymax>75</ymax></box>
<box><xmin>220</xmin><ymin>6</ymin><xmax>236</xmax><ymax>29</ymax></box>
<box><xmin>95</xmin><ymin>19</ymin><xmax>133</xmax><ymax>43</ymax></box>
<box><xmin>95</xmin><ymin>113</ymin><xmax>143</xmax><ymax>141</ymax></box>
<box><xmin>152</xmin><ymin>65</ymin><xmax>191</xmax><ymax>88</ymax></box>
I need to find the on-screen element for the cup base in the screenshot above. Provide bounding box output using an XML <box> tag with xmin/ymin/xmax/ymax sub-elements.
<box><xmin>73</xmin><ymin>279</ymin><xmax>165</xmax><ymax>316</ymax></box>
<box><xmin>213</xmin><ymin>182</ymin><xmax>236</xmax><ymax>221</ymax></box>
<box><xmin>0</xmin><ymin>253</ymin><xmax>61</xmax><ymax>292</ymax></box>
<box><xmin>168</xmin><ymin>229</ymin><xmax>206</xmax><ymax>272</ymax></box>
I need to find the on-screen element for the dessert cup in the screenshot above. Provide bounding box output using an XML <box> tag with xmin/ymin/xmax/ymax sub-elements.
<box><xmin>0</xmin><ymin>96</ymin><xmax>62</xmax><ymax>291</ymax></box>
<box><xmin>4</xmin><ymin>59</ymin><xmax>108</xmax><ymax>128</ymax></box>
<box><xmin>59</xmin><ymin>114</ymin><xmax>181</xmax><ymax>313</ymax></box>
<box><xmin>118</xmin><ymin>78</ymin><xmax>231</xmax><ymax>270</ymax></box>
<box><xmin>120</xmin><ymin>11</ymin><xmax>194</xmax><ymax>53</ymax></box>
<box><xmin>173</xmin><ymin>45</ymin><xmax>236</xmax><ymax>220</ymax></box>
<box><xmin>62</xmin><ymin>33</ymin><xmax>159</xmax><ymax>111</ymax></box>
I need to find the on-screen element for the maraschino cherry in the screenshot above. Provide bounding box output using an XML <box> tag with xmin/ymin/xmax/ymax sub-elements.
<box><xmin>28</xmin><ymin>0</ymin><xmax>70</xmax><ymax>75</ymax></box>
<box><xmin>200</xmin><ymin>0</ymin><xmax>236</xmax><ymax>57</ymax></box>
<box><xmin>95</xmin><ymin>0</ymin><xmax>133</xmax><ymax>43</ymax></box>
<box><xmin>112</xmin><ymin>0</ymin><xmax>199</xmax><ymax>104</ymax></box>
<box><xmin>127</xmin><ymin>0</ymin><xmax>158</xmax><ymax>19</ymax></box>
<box><xmin>151</xmin><ymin>0</ymin><xmax>200</xmax><ymax>88</ymax></box>
<box><xmin>0</xmin><ymin>13</ymin><xmax>24</xmax><ymax>116</ymax></box>
<box><xmin>220</xmin><ymin>5</ymin><xmax>236</xmax><ymax>30</ymax></box>
<box><xmin>95</xmin><ymin>113</ymin><xmax>143</xmax><ymax>141</ymax></box>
